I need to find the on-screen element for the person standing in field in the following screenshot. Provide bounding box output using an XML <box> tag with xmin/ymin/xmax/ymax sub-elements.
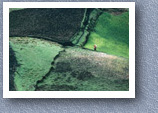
<box><xmin>94</xmin><ymin>44</ymin><xmax>97</xmax><ymax>51</ymax></box>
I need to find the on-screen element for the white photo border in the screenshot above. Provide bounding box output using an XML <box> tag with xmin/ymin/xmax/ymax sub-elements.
<box><xmin>3</xmin><ymin>2</ymin><xmax>135</xmax><ymax>98</ymax></box>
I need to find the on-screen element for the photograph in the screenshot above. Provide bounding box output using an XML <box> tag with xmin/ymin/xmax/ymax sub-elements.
<box><xmin>3</xmin><ymin>2</ymin><xmax>135</xmax><ymax>98</ymax></box>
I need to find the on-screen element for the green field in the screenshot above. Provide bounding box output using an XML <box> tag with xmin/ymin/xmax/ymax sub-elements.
<box><xmin>9</xmin><ymin>8</ymin><xmax>129</xmax><ymax>91</ymax></box>
<box><xmin>10</xmin><ymin>37</ymin><xmax>129</xmax><ymax>91</ymax></box>
<box><xmin>84</xmin><ymin>11</ymin><xmax>129</xmax><ymax>58</ymax></box>
<box><xmin>10</xmin><ymin>37</ymin><xmax>63</xmax><ymax>91</ymax></box>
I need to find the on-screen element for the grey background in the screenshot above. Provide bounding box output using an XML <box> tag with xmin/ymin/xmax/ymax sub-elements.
<box><xmin>0</xmin><ymin>0</ymin><xmax>158</xmax><ymax>112</ymax></box>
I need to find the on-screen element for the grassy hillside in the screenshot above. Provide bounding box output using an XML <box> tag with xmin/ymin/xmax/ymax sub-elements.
<box><xmin>9</xmin><ymin>37</ymin><xmax>63</xmax><ymax>91</ymax></box>
<box><xmin>84</xmin><ymin>11</ymin><xmax>129</xmax><ymax>58</ymax></box>
<box><xmin>37</xmin><ymin>47</ymin><xmax>129</xmax><ymax>91</ymax></box>
<box><xmin>10</xmin><ymin>37</ymin><xmax>128</xmax><ymax>91</ymax></box>
<box><xmin>9</xmin><ymin>8</ymin><xmax>129</xmax><ymax>91</ymax></box>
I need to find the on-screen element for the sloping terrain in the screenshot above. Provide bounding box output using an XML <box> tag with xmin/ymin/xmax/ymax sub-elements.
<box><xmin>84</xmin><ymin>10</ymin><xmax>129</xmax><ymax>58</ymax></box>
<box><xmin>10</xmin><ymin>37</ymin><xmax>63</xmax><ymax>91</ymax></box>
<box><xmin>10</xmin><ymin>37</ymin><xmax>128</xmax><ymax>91</ymax></box>
<box><xmin>36</xmin><ymin>47</ymin><xmax>129</xmax><ymax>91</ymax></box>
<box><xmin>9</xmin><ymin>8</ymin><xmax>85</xmax><ymax>44</ymax></box>
<box><xmin>9</xmin><ymin>8</ymin><xmax>129</xmax><ymax>91</ymax></box>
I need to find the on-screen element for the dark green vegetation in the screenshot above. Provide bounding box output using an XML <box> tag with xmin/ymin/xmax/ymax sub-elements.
<box><xmin>9</xmin><ymin>8</ymin><xmax>129</xmax><ymax>91</ymax></box>
<box><xmin>71</xmin><ymin>8</ymin><xmax>102</xmax><ymax>46</ymax></box>
<box><xmin>9</xmin><ymin>45</ymin><xmax>19</xmax><ymax>91</ymax></box>
<box><xmin>36</xmin><ymin>47</ymin><xmax>129</xmax><ymax>91</ymax></box>
<box><xmin>84</xmin><ymin>10</ymin><xmax>129</xmax><ymax>58</ymax></box>
<box><xmin>9</xmin><ymin>8</ymin><xmax>85</xmax><ymax>44</ymax></box>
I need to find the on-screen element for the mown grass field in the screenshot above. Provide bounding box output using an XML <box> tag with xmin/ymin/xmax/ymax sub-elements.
<box><xmin>84</xmin><ymin>11</ymin><xmax>129</xmax><ymax>58</ymax></box>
